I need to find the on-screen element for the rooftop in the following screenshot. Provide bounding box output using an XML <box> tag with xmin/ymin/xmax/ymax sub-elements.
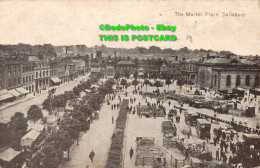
<box><xmin>117</xmin><ymin>60</ymin><xmax>136</xmax><ymax>65</ymax></box>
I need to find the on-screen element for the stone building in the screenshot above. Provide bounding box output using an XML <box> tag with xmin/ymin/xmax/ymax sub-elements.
<box><xmin>115</xmin><ymin>59</ymin><xmax>137</xmax><ymax>76</ymax></box>
<box><xmin>197</xmin><ymin>57</ymin><xmax>260</xmax><ymax>91</ymax></box>
<box><xmin>28</xmin><ymin>56</ymin><xmax>50</xmax><ymax>92</ymax></box>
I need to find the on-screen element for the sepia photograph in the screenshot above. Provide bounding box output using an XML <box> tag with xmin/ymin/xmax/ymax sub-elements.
<box><xmin>0</xmin><ymin>0</ymin><xmax>260</xmax><ymax>168</ymax></box>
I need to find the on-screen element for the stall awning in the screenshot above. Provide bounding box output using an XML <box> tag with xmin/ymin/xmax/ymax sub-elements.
<box><xmin>138</xmin><ymin>72</ymin><xmax>144</xmax><ymax>76</ymax></box>
<box><xmin>0</xmin><ymin>148</ymin><xmax>21</xmax><ymax>162</ymax></box>
<box><xmin>85</xmin><ymin>89</ymin><xmax>91</xmax><ymax>93</ymax></box>
<box><xmin>9</xmin><ymin>89</ymin><xmax>22</xmax><ymax>97</ymax></box>
<box><xmin>16</xmin><ymin>87</ymin><xmax>29</xmax><ymax>95</ymax></box>
<box><xmin>50</xmin><ymin>77</ymin><xmax>61</xmax><ymax>83</ymax></box>
<box><xmin>0</xmin><ymin>89</ymin><xmax>14</xmax><ymax>101</ymax></box>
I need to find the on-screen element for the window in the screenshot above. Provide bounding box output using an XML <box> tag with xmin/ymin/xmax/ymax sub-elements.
<box><xmin>255</xmin><ymin>75</ymin><xmax>259</xmax><ymax>87</ymax></box>
<box><xmin>17</xmin><ymin>66</ymin><xmax>20</xmax><ymax>73</ymax></box>
<box><xmin>14</xmin><ymin>78</ymin><xmax>17</xmax><ymax>85</ymax></box>
<box><xmin>8</xmin><ymin>67</ymin><xmax>11</xmax><ymax>76</ymax></box>
<box><xmin>43</xmin><ymin>71</ymin><xmax>45</xmax><ymax>77</ymax></box>
<box><xmin>226</xmin><ymin>75</ymin><xmax>231</xmax><ymax>86</ymax></box>
<box><xmin>245</xmin><ymin>75</ymin><xmax>250</xmax><ymax>86</ymax></box>
<box><xmin>214</xmin><ymin>74</ymin><xmax>217</xmax><ymax>86</ymax></box>
<box><xmin>18</xmin><ymin>77</ymin><xmax>21</xmax><ymax>84</ymax></box>
<box><xmin>23</xmin><ymin>77</ymin><xmax>25</xmax><ymax>84</ymax></box>
<box><xmin>8</xmin><ymin>78</ymin><xmax>11</xmax><ymax>87</ymax></box>
<box><xmin>29</xmin><ymin>76</ymin><xmax>31</xmax><ymax>82</ymax></box>
<box><xmin>236</xmin><ymin>76</ymin><xmax>241</xmax><ymax>87</ymax></box>
<box><xmin>26</xmin><ymin>76</ymin><xmax>28</xmax><ymax>83</ymax></box>
<box><xmin>23</xmin><ymin>67</ymin><xmax>25</xmax><ymax>73</ymax></box>
<box><xmin>46</xmin><ymin>70</ymin><xmax>48</xmax><ymax>76</ymax></box>
<box><xmin>40</xmin><ymin>71</ymin><xmax>42</xmax><ymax>78</ymax></box>
<box><xmin>36</xmin><ymin>72</ymin><xmax>38</xmax><ymax>78</ymax></box>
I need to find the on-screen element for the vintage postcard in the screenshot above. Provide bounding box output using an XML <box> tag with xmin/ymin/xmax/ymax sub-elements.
<box><xmin>0</xmin><ymin>0</ymin><xmax>260</xmax><ymax>168</ymax></box>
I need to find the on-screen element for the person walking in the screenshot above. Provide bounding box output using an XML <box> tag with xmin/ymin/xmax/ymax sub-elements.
<box><xmin>89</xmin><ymin>150</ymin><xmax>95</xmax><ymax>163</ymax></box>
<box><xmin>216</xmin><ymin>148</ymin><xmax>220</xmax><ymax>161</ymax></box>
<box><xmin>130</xmin><ymin>147</ymin><xmax>134</xmax><ymax>159</ymax></box>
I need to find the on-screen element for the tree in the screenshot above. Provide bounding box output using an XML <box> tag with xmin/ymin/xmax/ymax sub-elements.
<box><xmin>0</xmin><ymin>123</ymin><xmax>10</xmax><ymax>146</ymax></box>
<box><xmin>73</xmin><ymin>87</ymin><xmax>81</xmax><ymax>97</ymax></box>
<box><xmin>144</xmin><ymin>71</ymin><xmax>148</xmax><ymax>79</ymax></box>
<box><xmin>45</xmin><ymin>129</ymin><xmax>73</xmax><ymax>160</ymax></box>
<box><xmin>165</xmin><ymin>78</ymin><xmax>172</xmax><ymax>92</ymax></box>
<box><xmin>132</xmin><ymin>80</ymin><xmax>139</xmax><ymax>90</ymax></box>
<box><xmin>120</xmin><ymin>79</ymin><xmax>128</xmax><ymax>90</ymax></box>
<box><xmin>154</xmin><ymin>80</ymin><xmax>162</xmax><ymax>89</ymax></box>
<box><xmin>177</xmin><ymin>78</ymin><xmax>185</xmax><ymax>92</ymax></box>
<box><xmin>72</xmin><ymin>111</ymin><xmax>88</xmax><ymax>131</ymax></box>
<box><xmin>64</xmin><ymin>91</ymin><xmax>76</xmax><ymax>100</ymax></box>
<box><xmin>40</xmin><ymin>145</ymin><xmax>63</xmax><ymax>167</ymax></box>
<box><xmin>148</xmin><ymin>46</ymin><xmax>162</xmax><ymax>54</ymax></box>
<box><xmin>27</xmin><ymin>105</ymin><xmax>43</xmax><ymax>123</ymax></box>
<box><xmin>9</xmin><ymin>112</ymin><xmax>28</xmax><ymax>136</ymax></box>
<box><xmin>76</xmin><ymin>103</ymin><xmax>94</xmax><ymax>118</ymax></box>
<box><xmin>59</xmin><ymin>117</ymin><xmax>81</xmax><ymax>140</ymax></box>
<box><xmin>114</xmin><ymin>72</ymin><xmax>120</xmax><ymax>81</ymax></box>
<box><xmin>124</xmin><ymin>71</ymin><xmax>130</xmax><ymax>79</ymax></box>
<box><xmin>144</xmin><ymin>79</ymin><xmax>150</xmax><ymax>92</ymax></box>
<box><xmin>42</xmin><ymin>97</ymin><xmax>53</xmax><ymax>114</ymax></box>
<box><xmin>133</xmin><ymin>71</ymin><xmax>138</xmax><ymax>80</ymax></box>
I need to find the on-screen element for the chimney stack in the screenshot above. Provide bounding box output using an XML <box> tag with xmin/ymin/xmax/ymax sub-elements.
<box><xmin>207</xmin><ymin>54</ymin><xmax>210</xmax><ymax>59</ymax></box>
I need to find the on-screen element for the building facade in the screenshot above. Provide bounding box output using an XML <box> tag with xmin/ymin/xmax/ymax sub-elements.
<box><xmin>28</xmin><ymin>56</ymin><xmax>50</xmax><ymax>92</ymax></box>
<box><xmin>197</xmin><ymin>57</ymin><xmax>260</xmax><ymax>91</ymax></box>
<box><xmin>22</xmin><ymin>61</ymin><xmax>35</xmax><ymax>93</ymax></box>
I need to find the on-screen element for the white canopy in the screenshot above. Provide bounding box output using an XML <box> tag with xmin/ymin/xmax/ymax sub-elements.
<box><xmin>0</xmin><ymin>148</ymin><xmax>21</xmax><ymax>162</ymax></box>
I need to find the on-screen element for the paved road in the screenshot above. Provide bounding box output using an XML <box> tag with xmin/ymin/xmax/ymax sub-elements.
<box><xmin>0</xmin><ymin>74</ymin><xmax>90</xmax><ymax>123</ymax></box>
<box><xmin>62</xmin><ymin>91</ymin><xmax>121</xmax><ymax>168</ymax></box>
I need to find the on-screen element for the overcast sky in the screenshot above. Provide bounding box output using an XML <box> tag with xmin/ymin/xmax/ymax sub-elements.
<box><xmin>0</xmin><ymin>0</ymin><xmax>259</xmax><ymax>55</ymax></box>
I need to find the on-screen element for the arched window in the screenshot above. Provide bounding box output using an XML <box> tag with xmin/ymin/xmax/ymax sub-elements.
<box><xmin>236</xmin><ymin>75</ymin><xmax>241</xmax><ymax>87</ymax></box>
<box><xmin>226</xmin><ymin>75</ymin><xmax>231</xmax><ymax>86</ymax></box>
<box><xmin>214</xmin><ymin>74</ymin><xmax>217</xmax><ymax>86</ymax></box>
<box><xmin>255</xmin><ymin>75</ymin><xmax>259</xmax><ymax>87</ymax></box>
<box><xmin>245</xmin><ymin>75</ymin><xmax>250</xmax><ymax>86</ymax></box>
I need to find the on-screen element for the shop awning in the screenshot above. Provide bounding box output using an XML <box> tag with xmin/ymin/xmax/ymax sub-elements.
<box><xmin>50</xmin><ymin>77</ymin><xmax>61</xmax><ymax>83</ymax></box>
<box><xmin>0</xmin><ymin>148</ymin><xmax>21</xmax><ymax>162</ymax></box>
<box><xmin>9</xmin><ymin>89</ymin><xmax>22</xmax><ymax>97</ymax></box>
<box><xmin>16</xmin><ymin>87</ymin><xmax>29</xmax><ymax>95</ymax></box>
<box><xmin>0</xmin><ymin>89</ymin><xmax>14</xmax><ymax>101</ymax></box>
